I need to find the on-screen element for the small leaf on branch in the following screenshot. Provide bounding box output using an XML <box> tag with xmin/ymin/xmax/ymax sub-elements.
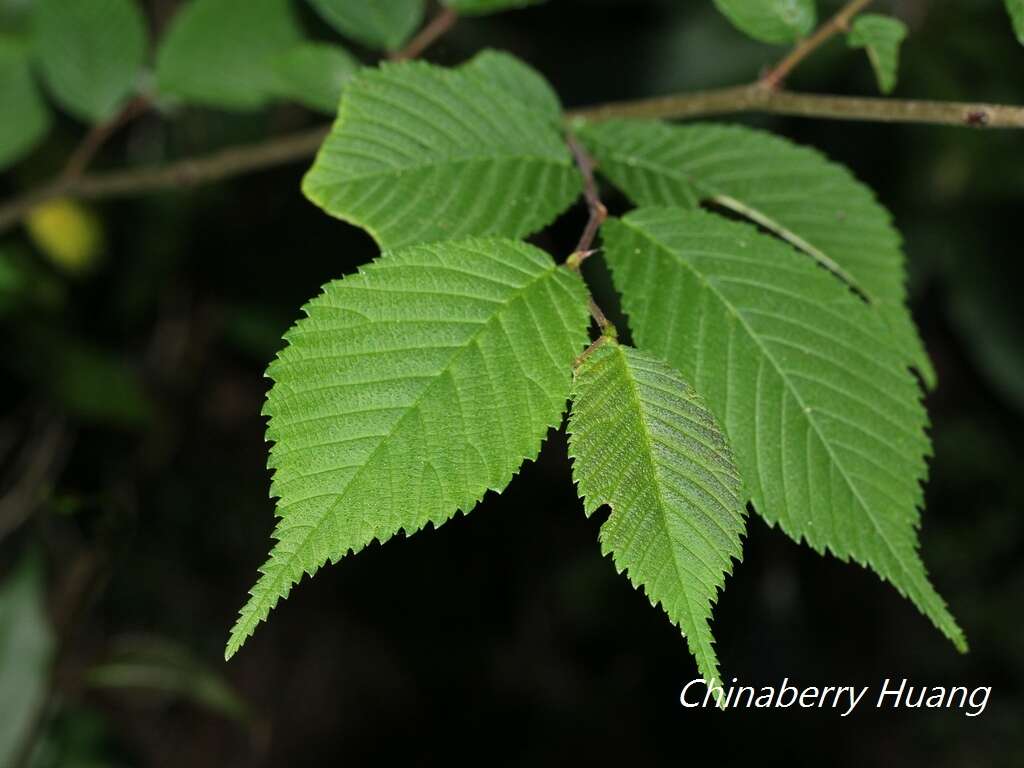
<box><xmin>848</xmin><ymin>14</ymin><xmax>908</xmax><ymax>95</ymax></box>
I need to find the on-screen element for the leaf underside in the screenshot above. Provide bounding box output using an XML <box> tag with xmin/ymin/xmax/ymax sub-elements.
<box><xmin>602</xmin><ymin>207</ymin><xmax>965</xmax><ymax>652</ymax></box>
<box><xmin>0</xmin><ymin>555</ymin><xmax>55</xmax><ymax>767</ymax></box>
<box><xmin>712</xmin><ymin>0</ymin><xmax>816</xmax><ymax>44</ymax></box>
<box><xmin>577</xmin><ymin>119</ymin><xmax>935</xmax><ymax>388</ymax></box>
<box><xmin>302</xmin><ymin>54</ymin><xmax>581</xmax><ymax>250</ymax></box>
<box><xmin>569</xmin><ymin>342</ymin><xmax>746</xmax><ymax>686</ymax></box>
<box><xmin>226</xmin><ymin>238</ymin><xmax>591</xmax><ymax>659</ymax></box>
<box><xmin>848</xmin><ymin>14</ymin><xmax>908</xmax><ymax>95</ymax></box>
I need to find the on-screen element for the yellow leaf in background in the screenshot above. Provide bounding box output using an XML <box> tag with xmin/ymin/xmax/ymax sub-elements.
<box><xmin>25</xmin><ymin>199</ymin><xmax>104</xmax><ymax>274</ymax></box>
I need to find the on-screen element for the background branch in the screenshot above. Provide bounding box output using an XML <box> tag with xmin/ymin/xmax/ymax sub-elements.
<box><xmin>391</xmin><ymin>7</ymin><xmax>458</xmax><ymax>61</ymax></box>
<box><xmin>565</xmin><ymin>85</ymin><xmax>1024</xmax><ymax>127</ymax></box>
<box><xmin>0</xmin><ymin>126</ymin><xmax>329</xmax><ymax>233</ymax></box>
<box><xmin>3</xmin><ymin>86</ymin><xmax>1024</xmax><ymax>235</ymax></box>
<box><xmin>61</xmin><ymin>96</ymin><xmax>151</xmax><ymax>182</ymax></box>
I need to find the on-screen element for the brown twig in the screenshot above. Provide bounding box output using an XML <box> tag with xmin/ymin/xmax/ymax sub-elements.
<box><xmin>761</xmin><ymin>0</ymin><xmax>875</xmax><ymax>90</ymax></box>
<box><xmin>573</xmin><ymin>336</ymin><xmax>611</xmax><ymax>369</ymax></box>
<box><xmin>566</xmin><ymin>133</ymin><xmax>608</xmax><ymax>255</ymax></box>
<box><xmin>0</xmin><ymin>126</ymin><xmax>329</xmax><ymax>233</ymax></box>
<box><xmin>391</xmin><ymin>6</ymin><xmax>458</xmax><ymax>61</ymax></box>
<box><xmin>61</xmin><ymin>95</ymin><xmax>151</xmax><ymax>181</ymax></box>
<box><xmin>565</xmin><ymin>132</ymin><xmax>615</xmax><ymax>339</ymax></box>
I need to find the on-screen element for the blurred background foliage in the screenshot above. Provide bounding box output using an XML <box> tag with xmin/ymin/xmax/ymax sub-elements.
<box><xmin>0</xmin><ymin>0</ymin><xmax>1022</xmax><ymax>765</ymax></box>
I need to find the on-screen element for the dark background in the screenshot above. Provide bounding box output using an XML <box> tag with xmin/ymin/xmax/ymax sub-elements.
<box><xmin>2</xmin><ymin>0</ymin><xmax>1022</xmax><ymax>765</ymax></box>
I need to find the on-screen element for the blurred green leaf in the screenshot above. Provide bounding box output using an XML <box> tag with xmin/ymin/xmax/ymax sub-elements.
<box><xmin>1</xmin><ymin>0</ymin><xmax>34</xmax><ymax>34</ymax></box>
<box><xmin>305</xmin><ymin>0</ymin><xmax>424</xmax><ymax>52</ymax></box>
<box><xmin>0</xmin><ymin>553</ymin><xmax>55</xmax><ymax>768</ymax></box>
<box><xmin>1007</xmin><ymin>0</ymin><xmax>1024</xmax><ymax>44</ymax></box>
<box><xmin>86</xmin><ymin>636</ymin><xmax>251</xmax><ymax>723</ymax></box>
<box><xmin>271</xmin><ymin>42</ymin><xmax>359</xmax><ymax>114</ymax></box>
<box><xmin>0</xmin><ymin>36</ymin><xmax>49</xmax><ymax>169</ymax></box>
<box><xmin>443</xmin><ymin>0</ymin><xmax>545</xmax><ymax>15</ymax></box>
<box><xmin>847</xmin><ymin>13</ymin><xmax>907</xmax><ymax>94</ymax></box>
<box><xmin>32</xmin><ymin>0</ymin><xmax>146</xmax><ymax>122</ymax></box>
<box><xmin>50</xmin><ymin>342</ymin><xmax>152</xmax><ymax>428</ymax></box>
<box><xmin>0</xmin><ymin>244</ymin><xmax>64</xmax><ymax>313</ymax></box>
<box><xmin>156</xmin><ymin>0</ymin><xmax>302</xmax><ymax>110</ymax></box>
<box><xmin>712</xmin><ymin>0</ymin><xmax>816</xmax><ymax>44</ymax></box>
<box><xmin>27</xmin><ymin>706</ymin><xmax>118</xmax><ymax>768</ymax></box>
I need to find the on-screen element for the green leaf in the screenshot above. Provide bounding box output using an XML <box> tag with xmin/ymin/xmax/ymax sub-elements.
<box><xmin>712</xmin><ymin>0</ymin><xmax>816</xmax><ymax>45</ymax></box>
<box><xmin>460</xmin><ymin>49</ymin><xmax>561</xmax><ymax>123</ymax></box>
<box><xmin>602</xmin><ymin>207</ymin><xmax>965</xmax><ymax>652</ymax></box>
<box><xmin>271</xmin><ymin>42</ymin><xmax>360</xmax><ymax>114</ymax></box>
<box><xmin>443</xmin><ymin>0</ymin><xmax>546</xmax><ymax>15</ymax></box>
<box><xmin>32</xmin><ymin>0</ymin><xmax>146</xmax><ymax>122</ymax></box>
<box><xmin>1006</xmin><ymin>0</ymin><xmax>1024</xmax><ymax>44</ymax></box>
<box><xmin>0</xmin><ymin>36</ymin><xmax>50</xmax><ymax>169</ymax></box>
<box><xmin>226</xmin><ymin>238</ymin><xmax>591</xmax><ymax>659</ymax></box>
<box><xmin>847</xmin><ymin>14</ymin><xmax>908</xmax><ymax>94</ymax></box>
<box><xmin>577</xmin><ymin>119</ymin><xmax>935</xmax><ymax>388</ymax></box>
<box><xmin>49</xmin><ymin>341</ymin><xmax>153</xmax><ymax>429</ymax></box>
<box><xmin>156</xmin><ymin>0</ymin><xmax>302</xmax><ymax>111</ymax></box>
<box><xmin>305</xmin><ymin>0</ymin><xmax>424</xmax><ymax>52</ymax></box>
<box><xmin>0</xmin><ymin>553</ymin><xmax>55</xmax><ymax>767</ymax></box>
<box><xmin>302</xmin><ymin>56</ymin><xmax>581</xmax><ymax>250</ymax></box>
<box><xmin>568</xmin><ymin>341</ymin><xmax>745</xmax><ymax>686</ymax></box>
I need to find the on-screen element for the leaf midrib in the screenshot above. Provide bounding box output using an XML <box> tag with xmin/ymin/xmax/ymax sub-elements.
<box><xmin>310</xmin><ymin>147</ymin><xmax>572</xmax><ymax>186</ymax></box>
<box><xmin>607</xmin><ymin>345</ymin><xmax>720</xmax><ymax>683</ymax></box>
